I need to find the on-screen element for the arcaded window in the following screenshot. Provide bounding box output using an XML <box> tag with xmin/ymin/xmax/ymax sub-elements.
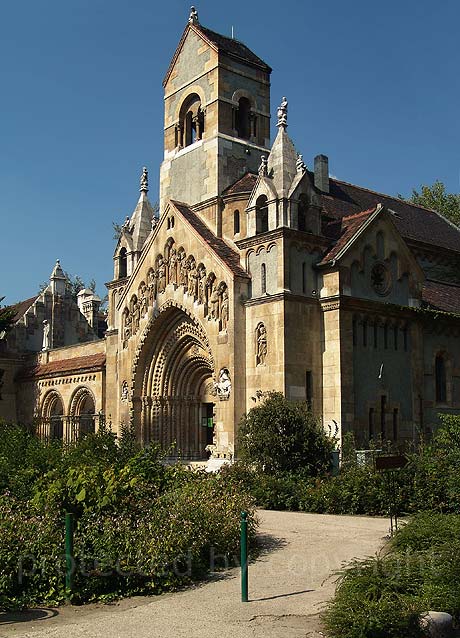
<box><xmin>119</xmin><ymin>247</ymin><xmax>127</xmax><ymax>279</ymax></box>
<box><xmin>236</xmin><ymin>97</ymin><xmax>251</xmax><ymax>139</ymax></box>
<box><xmin>256</xmin><ymin>195</ymin><xmax>268</xmax><ymax>234</ymax></box>
<box><xmin>234</xmin><ymin>209</ymin><xmax>240</xmax><ymax>235</ymax></box>
<box><xmin>435</xmin><ymin>354</ymin><xmax>447</xmax><ymax>403</ymax></box>
<box><xmin>179</xmin><ymin>94</ymin><xmax>204</xmax><ymax>148</ymax></box>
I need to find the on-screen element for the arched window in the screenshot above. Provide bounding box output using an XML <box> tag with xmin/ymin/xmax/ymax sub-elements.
<box><xmin>435</xmin><ymin>354</ymin><xmax>447</xmax><ymax>403</ymax></box>
<box><xmin>236</xmin><ymin>97</ymin><xmax>251</xmax><ymax>139</ymax></box>
<box><xmin>119</xmin><ymin>247</ymin><xmax>127</xmax><ymax>279</ymax></box>
<box><xmin>261</xmin><ymin>263</ymin><xmax>267</xmax><ymax>294</ymax></box>
<box><xmin>234</xmin><ymin>210</ymin><xmax>240</xmax><ymax>235</ymax></box>
<box><xmin>256</xmin><ymin>195</ymin><xmax>268</xmax><ymax>234</ymax></box>
<box><xmin>179</xmin><ymin>94</ymin><xmax>204</xmax><ymax>148</ymax></box>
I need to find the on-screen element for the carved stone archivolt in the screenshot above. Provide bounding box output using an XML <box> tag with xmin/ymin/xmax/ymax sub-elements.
<box><xmin>121</xmin><ymin>239</ymin><xmax>230</xmax><ymax>347</ymax></box>
<box><xmin>215</xmin><ymin>368</ymin><xmax>231</xmax><ymax>400</ymax></box>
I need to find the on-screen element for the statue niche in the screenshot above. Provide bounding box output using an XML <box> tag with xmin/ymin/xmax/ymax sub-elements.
<box><xmin>255</xmin><ymin>322</ymin><xmax>267</xmax><ymax>365</ymax></box>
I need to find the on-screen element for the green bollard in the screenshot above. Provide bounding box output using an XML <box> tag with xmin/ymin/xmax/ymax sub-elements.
<box><xmin>65</xmin><ymin>512</ymin><xmax>74</xmax><ymax>598</ymax></box>
<box><xmin>241</xmin><ymin>511</ymin><xmax>248</xmax><ymax>602</ymax></box>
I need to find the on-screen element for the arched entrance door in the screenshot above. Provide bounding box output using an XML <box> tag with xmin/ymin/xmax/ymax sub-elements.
<box><xmin>41</xmin><ymin>390</ymin><xmax>64</xmax><ymax>441</ymax></box>
<box><xmin>134</xmin><ymin>305</ymin><xmax>215</xmax><ymax>460</ymax></box>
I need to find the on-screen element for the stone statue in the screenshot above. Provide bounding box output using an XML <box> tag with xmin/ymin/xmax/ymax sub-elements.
<box><xmin>198</xmin><ymin>267</ymin><xmax>206</xmax><ymax>304</ymax></box>
<box><xmin>42</xmin><ymin>319</ymin><xmax>51</xmax><ymax>351</ymax></box>
<box><xmin>140</xmin><ymin>166</ymin><xmax>148</xmax><ymax>193</ymax></box>
<box><xmin>216</xmin><ymin>368</ymin><xmax>231</xmax><ymax>400</ymax></box>
<box><xmin>178</xmin><ymin>251</ymin><xmax>188</xmax><ymax>288</ymax></box>
<box><xmin>148</xmin><ymin>269</ymin><xmax>156</xmax><ymax>303</ymax></box>
<box><xmin>123</xmin><ymin>313</ymin><xmax>131</xmax><ymax>348</ymax></box>
<box><xmin>220</xmin><ymin>289</ymin><xmax>229</xmax><ymax>330</ymax></box>
<box><xmin>189</xmin><ymin>6</ymin><xmax>199</xmax><ymax>24</ymax></box>
<box><xmin>157</xmin><ymin>257</ymin><xmax>166</xmax><ymax>293</ymax></box>
<box><xmin>296</xmin><ymin>154</ymin><xmax>306</xmax><ymax>173</ymax></box>
<box><xmin>210</xmin><ymin>285</ymin><xmax>219</xmax><ymax>320</ymax></box>
<box><xmin>168</xmin><ymin>248</ymin><xmax>178</xmax><ymax>286</ymax></box>
<box><xmin>256</xmin><ymin>323</ymin><xmax>267</xmax><ymax>365</ymax></box>
<box><xmin>277</xmin><ymin>96</ymin><xmax>288</xmax><ymax>127</ymax></box>
<box><xmin>188</xmin><ymin>261</ymin><xmax>198</xmax><ymax>298</ymax></box>
<box><xmin>132</xmin><ymin>300</ymin><xmax>140</xmax><ymax>333</ymax></box>
<box><xmin>258</xmin><ymin>155</ymin><xmax>268</xmax><ymax>177</ymax></box>
<box><xmin>140</xmin><ymin>284</ymin><xmax>148</xmax><ymax>316</ymax></box>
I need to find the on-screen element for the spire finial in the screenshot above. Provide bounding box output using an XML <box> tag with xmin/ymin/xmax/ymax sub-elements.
<box><xmin>277</xmin><ymin>96</ymin><xmax>288</xmax><ymax>128</ymax></box>
<box><xmin>140</xmin><ymin>166</ymin><xmax>148</xmax><ymax>193</ymax></box>
<box><xmin>296</xmin><ymin>153</ymin><xmax>306</xmax><ymax>173</ymax></box>
<box><xmin>258</xmin><ymin>155</ymin><xmax>268</xmax><ymax>177</ymax></box>
<box><xmin>189</xmin><ymin>6</ymin><xmax>199</xmax><ymax>25</ymax></box>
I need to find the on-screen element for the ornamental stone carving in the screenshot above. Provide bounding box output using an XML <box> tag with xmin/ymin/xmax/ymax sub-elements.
<box><xmin>256</xmin><ymin>322</ymin><xmax>267</xmax><ymax>365</ymax></box>
<box><xmin>157</xmin><ymin>257</ymin><xmax>166</xmax><ymax>293</ymax></box>
<box><xmin>277</xmin><ymin>96</ymin><xmax>288</xmax><ymax>127</ymax></box>
<box><xmin>121</xmin><ymin>381</ymin><xmax>129</xmax><ymax>403</ymax></box>
<box><xmin>216</xmin><ymin>368</ymin><xmax>231</xmax><ymax>400</ymax></box>
<box><xmin>168</xmin><ymin>248</ymin><xmax>178</xmax><ymax>286</ymax></box>
<box><xmin>220</xmin><ymin>287</ymin><xmax>229</xmax><ymax>331</ymax></box>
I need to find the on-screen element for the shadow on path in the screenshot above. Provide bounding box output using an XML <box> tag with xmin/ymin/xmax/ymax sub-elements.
<box><xmin>251</xmin><ymin>588</ymin><xmax>314</xmax><ymax>602</ymax></box>
<box><xmin>0</xmin><ymin>608</ymin><xmax>59</xmax><ymax>626</ymax></box>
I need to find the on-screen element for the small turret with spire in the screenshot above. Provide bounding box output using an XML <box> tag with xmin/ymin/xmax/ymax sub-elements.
<box><xmin>49</xmin><ymin>259</ymin><xmax>67</xmax><ymax>296</ymax></box>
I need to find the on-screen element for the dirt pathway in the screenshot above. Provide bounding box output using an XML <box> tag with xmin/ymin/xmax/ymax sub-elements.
<box><xmin>0</xmin><ymin>511</ymin><xmax>389</xmax><ymax>638</ymax></box>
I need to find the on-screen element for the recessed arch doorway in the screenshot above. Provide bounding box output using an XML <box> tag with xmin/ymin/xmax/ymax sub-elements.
<box><xmin>133</xmin><ymin>304</ymin><xmax>216</xmax><ymax>460</ymax></box>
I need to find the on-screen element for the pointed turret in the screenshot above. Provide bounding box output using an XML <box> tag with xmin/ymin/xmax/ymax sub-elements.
<box><xmin>129</xmin><ymin>167</ymin><xmax>156</xmax><ymax>253</ymax></box>
<box><xmin>49</xmin><ymin>259</ymin><xmax>67</xmax><ymax>296</ymax></box>
<box><xmin>267</xmin><ymin>97</ymin><xmax>298</xmax><ymax>199</ymax></box>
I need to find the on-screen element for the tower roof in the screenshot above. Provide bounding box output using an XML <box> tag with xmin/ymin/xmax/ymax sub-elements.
<box><xmin>50</xmin><ymin>259</ymin><xmax>66</xmax><ymax>281</ymax></box>
<box><xmin>163</xmin><ymin>10</ymin><xmax>271</xmax><ymax>87</ymax></box>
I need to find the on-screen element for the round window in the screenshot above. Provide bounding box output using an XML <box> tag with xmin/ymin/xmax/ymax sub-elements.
<box><xmin>371</xmin><ymin>262</ymin><xmax>392</xmax><ymax>296</ymax></box>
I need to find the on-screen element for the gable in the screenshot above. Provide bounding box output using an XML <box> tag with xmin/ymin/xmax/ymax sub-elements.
<box><xmin>163</xmin><ymin>25</ymin><xmax>215</xmax><ymax>92</ymax></box>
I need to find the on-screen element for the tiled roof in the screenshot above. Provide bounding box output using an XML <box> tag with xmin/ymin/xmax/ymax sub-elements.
<box><xmin>20</xmin><ymin>353</ymin><xmax>106</xmax><ymax>379</ymax></box>
<box><xmin>319</xmin><ymin>207</ymin><xmax>377</xmax><ymax>266</ymax></box>
<box><xmin>422</xmin><ymin>280</ymin><xmax>460</xmax><ymax>314</ymax></box>
<box><xmin>7</xmin><ymin>296</ymin><xmax>38</xmax><ymax>323</ymax></box>
<box><xmin>197</xmin><ymin>25</ymin><xmax>271</xmax><ymax>72</ymax></box>
<box><xmin>319</xmin><ymin>175</ymin><xmax>460</xmax><ymax>255</ymax></box>
<box><xmin>222</xmin><ymin>172</ymin><xmax>257</xmax><ymax>196</ymax></box>
<box><xmin>170</xmin><ymin>201</ymin><xmax>249</xmax><ymax>279</ymax></box>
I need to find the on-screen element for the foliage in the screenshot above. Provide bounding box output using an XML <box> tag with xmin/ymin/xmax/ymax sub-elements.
<box><xmin>400</xmin><ymin>180</ymin><xmax>460</xmax><ymax>227</ymax></box>
<box><xmin>237</xmin><ymin>391</ymin><xmax>336</xmax><ymax>475</ymax></box>
<box><xmin>0</xmin><ymin>425</ymin><xmax>256</xmax><ymax>610</ymax></box>
<box><xmin>323</xmin><ymin>512</ymin><xmax>460</xmax><ymax>637</ymax></box>
<box><xmin>0</xmin><ymin>297</ymin><xmax>15</xmax><ymax>335</ymax></box>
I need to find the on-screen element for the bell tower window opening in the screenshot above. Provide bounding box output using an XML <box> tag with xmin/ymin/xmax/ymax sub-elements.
<box><xmin>256</xmin><ymin>195</ymin><xmax>269</xmax><ymax>234</ymax></box>
<box><xmin>119</xmin><ymin>247</ymin><xmax>127</xmax><ymax>279</ymax></box>
<box><xmin>179</xmin><ymin>94</ymin><xmax>204</xmax><ymax>148</ymax></box>
<box><xmin>235</xmin><ymin>97</ymin><xmax>251</xmax><ymax>140</ymax></box>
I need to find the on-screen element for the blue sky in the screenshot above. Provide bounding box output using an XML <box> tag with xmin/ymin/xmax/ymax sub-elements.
<box><xmin>1</xmin><ymin>0</ymin><xmax>459</xmax><ymax>304</ymax></box>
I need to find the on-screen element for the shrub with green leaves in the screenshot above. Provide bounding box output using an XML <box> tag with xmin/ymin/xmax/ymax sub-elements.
<box><xmin>237</xmin><ymin>391</ymin><xmax>335</xmax><ymax>474</ymax></box>
<box><xmin>323</xmin><ymin>512</ymin><xmax>460</xmax><ymax>638</ymax></box>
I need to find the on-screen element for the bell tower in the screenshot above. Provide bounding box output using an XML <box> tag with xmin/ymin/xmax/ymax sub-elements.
<box><xmin>159</xmin><ymin>7</ymin><xmax>272</xmax><ymax>211</ymax></box>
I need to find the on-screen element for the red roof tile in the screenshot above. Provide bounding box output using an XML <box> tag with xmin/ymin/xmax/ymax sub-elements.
<box><xmin>319</xmin><ymin>207</ymin><xmax>377</xmax><ymax>265</ymax></box>
<box><xmin>20</xmin><ymin>353</ymin><xmax>106</xmax><ymax>379</ymax></box>
<box><xmin>422</xmin><ymin>280</ymin><xmax>460</xmax><ymax>314</ymax></box>
<box><xmin>223</xmin><ymin>172</ymin><xmax>257</xmax><ymax>196</ymax></box>
<box><xmin>319</xmin><ymin>175</ymin><xmax>460</xmax><ymax>255</ymax></box>
<box><xmin>170</xmin><ymin>201</ymin><xmax>249</xmax><ymax>279</ymax></box>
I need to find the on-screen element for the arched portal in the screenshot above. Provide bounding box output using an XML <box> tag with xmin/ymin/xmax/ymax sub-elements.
<box><xmin>133</xmin><ymin>304</ymin><xmax>215</xmax><ymax>460</ymax></box>
<box><xmin>69</xmin><ymin>386</ymin><xmax>96</xmax><ymax>438</ymax></box>
<box><xmin>41</xmin><ymin>390</ymin><xmax>64</xmax><ymax>441</ymax></box>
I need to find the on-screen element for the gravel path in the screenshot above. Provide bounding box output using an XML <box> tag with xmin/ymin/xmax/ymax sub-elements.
<box><xmin>0</xmin><ymin>511</ymin><xmax>389</xmax><ymax>638</ymax></box>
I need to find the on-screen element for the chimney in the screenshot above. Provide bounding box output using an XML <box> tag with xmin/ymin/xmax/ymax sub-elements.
<box><xmin>314</xmin><ymin>154</ymin><xmax>329</xmax><ymax>194</ymax></box>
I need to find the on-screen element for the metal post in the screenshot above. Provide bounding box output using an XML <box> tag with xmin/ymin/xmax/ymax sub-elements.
<box><xmin>241</xmin><ymin>511</ymin><xmax>249</xmax><ymax>602</ymax></box>
<box><xmin>65</xmin><ymin>512</ymin><xmax>74</xmax><ymax>597</ymax></box>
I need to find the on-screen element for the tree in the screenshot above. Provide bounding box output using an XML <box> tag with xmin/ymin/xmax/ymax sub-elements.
<box><xmin>0</xmin><ymin>297</ymin><xmax>15</xmax><ymax>335</ymax></box>
<box><xmin>237</xmin><ymin>391</ymin><xmax>335</xmax><ymax>475</ymax></box>
<box><xmin>400</xmin><ymin>180</ymin><xmax>460</xmax><ymax>227</ymax></box>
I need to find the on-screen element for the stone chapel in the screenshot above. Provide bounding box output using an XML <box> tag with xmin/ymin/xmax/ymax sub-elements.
<box><xmin>2</xmin><ymin>7</ymin><xmax>460</xmax><ymax>459</ymax></box>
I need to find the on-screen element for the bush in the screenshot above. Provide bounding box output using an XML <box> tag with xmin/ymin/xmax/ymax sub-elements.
<box><xmin>0</xmin><ymin>426</ymin><xmax>257</xmax><ymax>610</ymax></box>
<box><xmin>323</xmin><ymin>512</ymin><xmax>460</xmax><ymax>638</ymax></box>
<box><xmin>237</xmin><ymin>391</ymin><xmax>335</xmax><ymax>474</ymax></box>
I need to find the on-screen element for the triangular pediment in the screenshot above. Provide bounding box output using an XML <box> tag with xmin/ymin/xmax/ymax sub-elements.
<box><xmin>247</xmin><ymin>175</ymin><xmax>278</xmax><ymax>209</ymax></box>
<box><xmin>163</xmin><ymin>24</ymin><xmax>217</xmax><ymax>89</ymax></box>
